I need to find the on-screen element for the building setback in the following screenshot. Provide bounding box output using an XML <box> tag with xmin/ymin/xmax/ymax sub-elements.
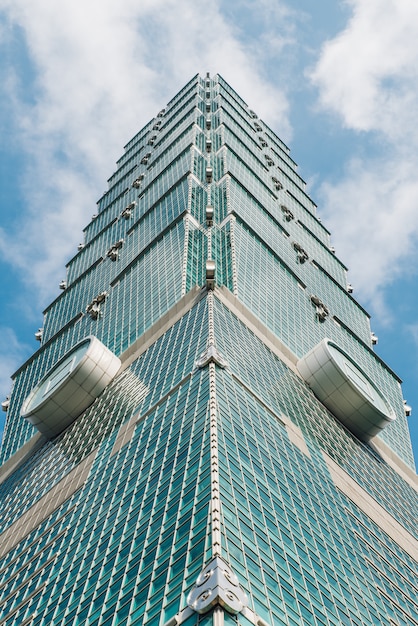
<box><xmin>0</xmin><ymin>73</ymin><xmax>417</xmax><ymax>626</ymax></box>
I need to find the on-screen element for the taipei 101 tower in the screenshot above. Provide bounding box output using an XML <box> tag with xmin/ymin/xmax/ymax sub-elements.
<box><xmin>0</xmin><ymin>74</ymin><xmax>417</xmax><ymax>626</ymax></box>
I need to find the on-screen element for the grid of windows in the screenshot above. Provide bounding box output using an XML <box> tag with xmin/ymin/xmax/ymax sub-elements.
<box><xmin>231</xmin><ymin>217</ymin><xmax>409</xmax><ymax>430</ymax></box>
<box><xmin>0</xmin><ymin>373</ymin><xmax>211</xmax><ymax>626</ymax></box>
<box><xmin>220</xmin><ymin>115</ymin><xmax>262</xmax><ymax>160</ymax></box>
<box><xmin>185</xmin><ymin>226</ymin><xmax>207</xmax><ymax>292</ymax></box>
<box><xmin>189</xmin><ymin>184</ymin><xmax>207</xmax><ymax>224</ymax></box>
<box><xmin>212</xmin><ymin>224</ymin><xmax>234</xmax><ymax>291</ymax></box>
<box><xmin>1</xmin><ymin>220</ymin><xmax>187</xmax><ymax>463</ymax></box>
<box><xmin>226</xmin><ymin>153</ymin><xmax>275</xmax><ymax>210</ymax></box>
<box><xmin>150</xmin><ymin>125</ymin><xmax>196</xmax><ymax>176</ymax></box>
<box><xmin>213</xmin><ymin>181</ymin><xmax>228</xmax><ymax>224</ymax></box>
<box><xmin>217</xmin><ymin>367</ymin><xmax>418</xmax><ymax>624</ymax></box>
<box><xmin>46</xmin><ymin>180</ymin><xmax>190</xmax><ymax>342</ymax></box>
<box><xmin>269</xmin><ymin>144</ymin><xmax>307</xmax><ymax>189</ymax></box>
<box><xmin>213</xmin><ymin>297</ymin><xmax>416</xmax><ymax>532</ymax></box>
<box><xmin>228</xmin><ymin>178</ymin><xmax>348</xmax><ymax>289</ymax></box>
<box><xmin>85</xmin><ymin>139</ymin><xmax>193</xmax><ymax>251</ymax></box>
<box><xmin>21</xmin><ymin>301</ymin><xmax>193</xmax><ymax>514</ymax></box>
<box><xmin>0</xmin><ymin>301</ymin><xmax>211</xmax><ymax>623</ymax></box>
<box><xmin>222</xmin><ymin>126</ymin><xmax>267</xmax><ymax>175</ymax></box>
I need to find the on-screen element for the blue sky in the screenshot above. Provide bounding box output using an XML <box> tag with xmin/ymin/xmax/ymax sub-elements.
<box><xmin>1</xmin><ymin>0</ymin><xmax>418</xmax><ymax>465</ymax></box>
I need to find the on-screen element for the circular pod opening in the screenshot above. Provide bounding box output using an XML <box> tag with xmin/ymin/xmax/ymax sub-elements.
<box><xmin>22</xmin><ymin>336</ymin><xmax>121</xmax><ymax>439</ymax></box>
<box><xmin>297</xmin><ymin>339</ymin><xmax>395</xmax><ymax>441</ymax></box>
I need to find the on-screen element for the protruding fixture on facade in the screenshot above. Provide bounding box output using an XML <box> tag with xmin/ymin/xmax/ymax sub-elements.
<box><xmin>404</xmin><ymin>400</ymin><xmax>412</xmax><ymax>417</ymax></box>
<box><xmin>96</xmin><ymin>292</ymin><xmax>107</xmax><ymax>303</ymax></box>
<box><xmin>265</xmin><ymin>155</ymin><xmax>274</xmax><ymax>167</ymax></box>
<box><xmin>87</xmin><ymin>303</ymin><xmax>100</xmax><ymax>320</ymax></box>
<box><xmin>35</xmin><ymin>328</ymin><xmax>43</xmax><ymax>342</ymax></box>
<box><xmin>206</xmin><ymin>167</ymin><xmax>213</xmax><ymax>183</ymax></box>
<box><xmin>254</xmin><ymin>122</ymin><xmax>262</xmax><ymax>132</ymax></box>
<box><xmin>206</xmin><ymin>259</ymin><xmax>215</xmax><ymax>290</ymax></box>
<box><xmin>259</xmin><ymin>138</ymin><xmax>268</xmax><ymax>148</ymax></box>
<box><xmin>371</xmin><ymin>332</ymin><xmax>378</xmax><ymax>345</ymax></box>
<box><xmin>157</xmin><ymin>108</ymin><xmax>165</xmax><ymax>117</ymax></box>
<box><xmin>206</xmin><ymin>91</ymin><xmax>211</xmax><ymax>99</ymax></box>
<box><xmin>2</xmin><ymin>397</ymin><xmax>10</xmax><ymax>412</ymax></box>
<box><xmin>281</xmin><ymin>205</ymin><xmax>294</xmax><ymax>222</ymax></box>
<box><xmin>206</xmin><ymin>138</ymin><xmax>212</xmax><ymax>153</ymax></box>
<box><xmin>148</xmin><ymin>135</ymin><xmax>157</xmax><ymax>146</ymax></box>
<box><xmin>91</xmin><ymin>214</ymin><xmax>98</xmax><ymax>220</ymax></box>
<box><xmin>21</xmin><ymin>336</ymin><xmax>121</xmax><ymax>439</ymax></box>
<box><xmin>59</xmin><ymin>280</ymin><xmax>67</xmax><ymax>290</ymax></box>
<box><xmin>86</xmin><ymin>292</ymin><xmax>108</xmax><ymax>320</ymax></box>
<box><xmin>107</xmin><ymin>239</ymin><xmax>124</xmax><ymax>262</ymax></box>
<box><xmin>297</xmin><ymin>338</ymin><xmax>395</xmax><ymax>441</ymax></box>
<box><xmin>249</xmin><ymin>109</ymin><xmax>257</xmax><ymax>118</ymax></box>
<box><xmin>77</xmin><ymin>243</ymin><xmax>85</xmax><ymax>251</ymax></box>
<box><xmin>187</xmin><ymin>556</ymin><xmax>248</xmax><ymax>615</ymax></box>
<box><xmin>310</xmin><ymin>295</ymin><xmax>329</xmax><ymax>322</ymax></box>
<box><xmin>347</xmin><ymin>283</ymin><xmax>353</xmax><ymax>294</ymax></box>
<box><xmin>152</xmin><ymin>120</ymin><xmax>161</xmax><ymax>131</ymax></box>
<box><xmin>206</xmin><ymin>117</ymin><xmax>211</xmax><ymax>130</ymax></box>
<box><xmin>205</xmin><ymin>102</ymin><xmax>211</xmax><ymax>113</ymax></box>
<box><xmin>132</xmin><ymin>174</ymin><xmax>144</xmax><ymax>188</ymax></box>
<box><xmin>293</xmin><ymin>242</ymin><xmax>309</xmax><ymax>264</ymax></box>
<box><xmin>206</xmin><ymin>205</ymin><xmax>214</xmax><ymax>226</ymax></box>
<box><xmin>195</xmin><ymin>344</ymin><xmax>227</xmax><ymax>369</ymax></box>
<box><xmin>121</xmin><ymin>202</ymin><xmax>135</xmax><ymax>220</ymax></box>
<box><xmin>329</xmin><ymin>246</ymin><xmax>336</xmax><ymax>254</ymax></box>
<box><xmin>141</xmin><ymin>152</ymin><xmax>151</xmax><ymax>165</ymax></box>
<box><xmin>272</xmin><ymin>176</ymin><xmax>283</xmax><ymax>191</ymax></box>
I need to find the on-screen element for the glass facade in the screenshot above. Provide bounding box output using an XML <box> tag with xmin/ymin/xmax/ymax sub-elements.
<box><xmin>0</xmin><ymin>74</ymin><xmax>417</xmax><ymax>626</ymax></box>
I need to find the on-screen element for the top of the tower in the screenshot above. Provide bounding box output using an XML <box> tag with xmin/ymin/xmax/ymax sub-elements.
<box><xmin>1</xmin><ymin>73</ymin><xmax>414</xmax><ymax>471</ymax></box>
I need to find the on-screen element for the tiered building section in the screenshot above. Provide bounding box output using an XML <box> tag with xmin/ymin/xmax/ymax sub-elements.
<box><xmin>0</xmin><ymin>74</ymin><xmax>417</xmax><ymax>626</ymax></box>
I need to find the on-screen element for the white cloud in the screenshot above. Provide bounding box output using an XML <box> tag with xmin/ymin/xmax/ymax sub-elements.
<box><xmin>311</xmin><ymin>0</ymin><xmax>418</xmax><ymax>139</ymax></box>
<box><xmin>0</xmin><ymin>0</ymin><xmax>291</xmax><ymax>310</ymax></box>
<box><xmin>319</xmin><ymin>157</ymin><xmax>418</xmax><ymax>315</ymax></box>
<box><xmin>311</xmin><ymin>0</ymin><xmax>418</xmax><ymax>316</ymax></box>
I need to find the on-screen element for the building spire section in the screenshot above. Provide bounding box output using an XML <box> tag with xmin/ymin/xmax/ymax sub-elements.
<box><xmin>188</xmin><ymin>289</ymin><xmax>250</xmax><ymax>620</ymax></box>
<box><xmin>204</xmin><ymin>290</ymin><xmax>223</xmax><ymax>559</ymax></box>
<box><xmin>209</xmin><ymin>357</ymin><xmax>221</xmax><ymax>557</ymax></box>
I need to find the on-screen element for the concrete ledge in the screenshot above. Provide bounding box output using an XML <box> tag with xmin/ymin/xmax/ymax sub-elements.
<box><xmin>370</xmin><ymin>436</ymin><xmax>417</xmax><ymax>491</ymax></box>
<box><xmin>284</xmin><ymin>418</ymin><xmax>311</xmax><ymax>458</ymax></box>
<box><xmin>324</xmin><ymin>452</ymin><xmax>418</xmax><ymax>560</ymax></box>
<box><xmin>0</xmin><ymin>450</ymin><xmax>96</xmax><ymax>558</ymax></box>
<box><xmin>0</xmin><ymin>433</ymin><xmax>46</xmax><ymax>486</ymax></box>
<box><xmin>215</xmin><ymin>286</ymin><xmax>299</xmax><ymax>373</ymax></box>
<box><xmin>119</xmin><ymin>286</ymin><xmax>203</xmax><ymax>370</ymax></box>
<box><xmin>216</xmin><ymin>287</ymin><xmax>417</xmax><ymax>484</ymax></box>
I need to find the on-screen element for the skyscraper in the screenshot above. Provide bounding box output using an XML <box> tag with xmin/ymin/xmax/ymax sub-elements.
<box><xmin>0</xmin><ymin>73</ymin><xmax>417</xmax><ymax>625</ymax></box>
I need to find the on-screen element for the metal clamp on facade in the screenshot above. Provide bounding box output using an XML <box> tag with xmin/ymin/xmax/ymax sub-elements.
<box><xmin>187</xmin><ymin>556</ymin><xmax>248</xmax><ymax>615</ymax></box>
<box><xmin>206</xmin><ymin>259</ymin><xmax>215</xmax><ymax>290</ymax></box>
<box><xmin>86</xmin><ymin>291</ymin><xmax>108</xmax><ymax>320</ymax></box>
<box><xmin>107</xmin><ymin>239</ymin><xmax>123</xmax><ymax>262</ymax></box>
<box><xmin>310</xmin><ymin>294</ymin><xmax>329</xmax><ymax>322</ymax></box>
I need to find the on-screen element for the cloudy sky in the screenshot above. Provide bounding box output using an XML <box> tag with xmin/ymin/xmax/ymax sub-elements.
<box><xmin>1</xmin><ymin>0</ymin><xmax>418</xmax><ymax>463</ymax></box>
